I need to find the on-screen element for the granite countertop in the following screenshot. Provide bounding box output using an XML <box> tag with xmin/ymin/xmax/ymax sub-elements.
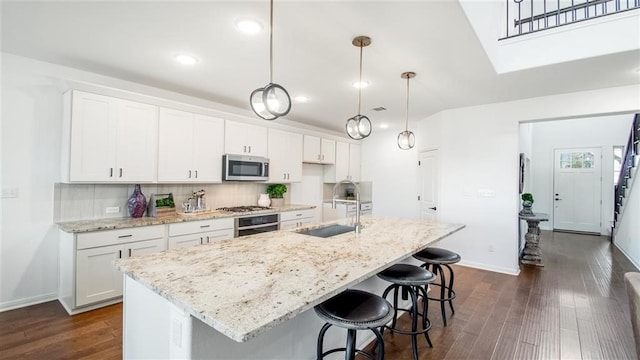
<box><xmin>114</xmin><ymin>216</ymin><xmax>465</xmax><ymax>343</ymax></box>
<box><xmin>57</xmin><ymin>204</ymin><xmax>315</xmax><ymax>233</ymax></box>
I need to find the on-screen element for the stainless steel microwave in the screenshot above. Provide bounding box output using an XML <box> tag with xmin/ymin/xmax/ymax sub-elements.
<box><xmin>223</xmin><ymin>154</ymin><xmax>269</xmax><ymax>181</ymax></box>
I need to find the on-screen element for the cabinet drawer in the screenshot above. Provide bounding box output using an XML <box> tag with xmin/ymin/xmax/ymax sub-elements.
<box><xmin>77</xmin><ymin>225</ymin><xmax>164</xmax><ymax>250</ymax></box>
<box><xmin>168</xmin><ymin>218</ymin><xmax>234</xmax><ymax>237</ymax></box>
<box><xmin>280</xmin><ymin>208</ymin><xmax>314</xmax><ymax>222</ymax></box>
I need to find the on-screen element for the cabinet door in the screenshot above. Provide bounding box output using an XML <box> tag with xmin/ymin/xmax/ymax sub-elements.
<box><xmin>348</xmin><ymin>144</ymin><xmax>361</xmax><ymax>182</ymax></box>
<box><xmin>76</xmin><ymin>244</ymin><xmax>124</xmax><ymax>307</ymax></box>
<box><xmin>193</xmin><ymin>114</ymin><xmax>224</xmax><ymax>182</ymax></box>
<box><xmin>245</xmin><ymin>123</ymin><xmax>268</xmax><ymax>157</ymax></box>
<box><xmin>321</xmin><ymin>138</ymin><xmax>336</xmax><ymax>164</ymax></box>
<box><xmin>69</xmin><ymin>91</ymin><xmax>117</xmax><ymax>181</ymax></box>
<box><xmin>286</xmin><ymin>132</ymin><xmax>303</xmax><ymax>182</ymax></box>
<box><xmin>126</xmin><ymin>238</ymin><xmax>166</xmax><ymax>257</ymax></box>
<box><xmin>224</xmin><ymin>120</ymin><xmax>248</xmax><ymax>155</ymax></box>
<box><xmin>115</xmin><ymin>100</ymin><xmax>158</xmax><ymax>182</ymax></box>
<box><xmin>158</xmin><ymin>108</ymin><xmax>194</xmax><ymax>182</ymax></box>
<box><xmin>334</xmin><ymin>141</ymin><xmax>350</xmax><ymax>181</ymax></box>
<box><xmin>268</xmin><ymin>128</ymin><xmax>288</xmax><ymax>182</ymax></box>
<box><xmin>303</xmin><ymin>135</ymin><xmax>321</xmax><ymax>163</ymax></box>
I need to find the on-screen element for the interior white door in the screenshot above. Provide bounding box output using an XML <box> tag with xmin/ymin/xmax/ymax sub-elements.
<box><xmin>419</xmin><ymin>150</ymin><xmax>439</xmax><ymax>221</ymax></box>
<box><xmin>553</xmin><ymin>147</ymin><xmax>602</xmax><ymax>233</ymax></box>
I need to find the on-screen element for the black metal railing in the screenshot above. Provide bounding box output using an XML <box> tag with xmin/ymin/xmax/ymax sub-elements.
<box><xmin>503</xmin><ymin>0</ymin><xmax>640</xmax><ymax>38</ymax></box>
<box><xmin>613</xmin><ymin>113</ymin><xmax>639</xmax><ymax>234</ymax></box>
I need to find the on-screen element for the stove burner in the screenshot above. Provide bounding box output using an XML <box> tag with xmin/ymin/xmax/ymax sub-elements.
<box><xmin>216</xmin><ymin>206</ymin><xmax>272</xmax><ymax>213</ymax></box>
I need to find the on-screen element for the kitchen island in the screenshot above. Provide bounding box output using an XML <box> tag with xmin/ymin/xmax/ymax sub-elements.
<box><xmin>114</xmin><ymin>216</ymin><xmax>464</xmax><ymax>359</ymax></box>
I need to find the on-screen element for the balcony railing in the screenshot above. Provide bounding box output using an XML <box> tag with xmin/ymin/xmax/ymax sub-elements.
<box><xmin>503</xmin><ymin>0</ymin><xmax>640</xmax><ymax>38</ymax></box>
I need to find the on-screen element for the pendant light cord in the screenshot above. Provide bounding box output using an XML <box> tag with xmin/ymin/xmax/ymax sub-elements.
<box><xmin>357</xmin><ymin>42</ymin><xmax>363</xmax><ymax>115</ymax></box>
<box><xmin>269</xmin><ymin>0</ymin><xmax>274</xmax><ymax>84</ymax></box>
<box><xmin>405</xmin><ymin>75</ymin><xmax>410</xmax><ymax>131</ymax></box>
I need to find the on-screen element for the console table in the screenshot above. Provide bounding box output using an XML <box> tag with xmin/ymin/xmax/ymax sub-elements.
<box><xmin>519</xmin><ymin>212</ymin><xmax>549</xmax><ymax>267</ymax></box>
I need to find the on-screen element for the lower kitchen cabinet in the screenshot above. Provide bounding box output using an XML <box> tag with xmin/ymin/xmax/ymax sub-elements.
<box><xmin>59</xmin><ymin>225</ymin><xmax>166</xmax><ymax>314</ymax></box>
<box><xmin>280</xmin><ymin>208</ymin><xmax>316</xmax><ymax>230</ymax></box>
<box><xmin>167</xmin><ymin>218</ymin><xmax>234</xmax><ymax>250</ymax></box>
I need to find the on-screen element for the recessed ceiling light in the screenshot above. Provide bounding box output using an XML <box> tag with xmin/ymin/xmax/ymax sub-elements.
<box><xmin>379</xmin><ymin>123</ymin><xmax>389</xmax><ymax>129</ymax></box>
<box><xmin>175</xmin><ymin>54</ymin><xmax>198</xmax><ymax>65</ymax></box>
<box><xmin>235</xmin><ymin>19</ymin><xmax>263</xmax><ymax>35</ymax></box>
<box><xmin>293</xmin><ymin>96</ymin><xmax>309</xmax><ymax>103</ymax></box>
<box><xmin>352</xmin><ymin>81</ymin><xmax>369</xmax><ymax>89</ymax></box>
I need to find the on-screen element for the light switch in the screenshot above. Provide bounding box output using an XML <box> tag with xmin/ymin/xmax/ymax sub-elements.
<box><xmin>478</xmin><ymin>189</ymin><xmax>495</xmax><ymax>197</ymax></box>
<box><xmin>1</xmin><ymin>187</ymin><xmax>19</xmax><ymax>198</ymax></box>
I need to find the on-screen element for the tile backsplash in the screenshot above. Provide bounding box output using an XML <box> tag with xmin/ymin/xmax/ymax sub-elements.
<box><xmin>54</xmin><ymin>182</ymin><xmax>289</xmax><ymax>222</ymax></box>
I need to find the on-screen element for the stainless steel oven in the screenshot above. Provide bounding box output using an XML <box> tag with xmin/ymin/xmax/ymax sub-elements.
<box><xmin>223</xmin><ymin>154</ymin><xmax>269</xmax><ymax>181</ymax></box>
<box><xmin>235</xmin><ymin>213</ymin><xmax>279</xmax><ymax>237</ymax></box>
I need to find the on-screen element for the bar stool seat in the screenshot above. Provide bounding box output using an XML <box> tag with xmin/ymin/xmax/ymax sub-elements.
<box><xmin>413</xmin><ymin>247</ymin><xmax>461</xmax><ymax>327</ymax></box>
<box><xmin>315</xmin><ymin>289</ymin><xmax>393</xmax><ymax>360</ymax></box>
<box><xmin>378</xmin><ymin>264</ymin><xmax>436</xmax><ymax>360</ymax></box>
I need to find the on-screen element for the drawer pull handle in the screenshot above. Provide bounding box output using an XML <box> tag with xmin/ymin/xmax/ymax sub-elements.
<box><xmin>118</xmin><ymin>250</ymin><xmax>122</xmax><ymax>258</ymax></box>
<box><xmin>118</xmin><ymin>234</ymin><xmax>133</xmax><ymax>238</ymax></box>
<box><xmin>200</xmin><ymin>225</ymin><xmax>211</xmax><ymax>228</ymax></box>
<box><xmin>128</xmin><ymin>248</ymin><xmax>132</xmax><ymax>257</ymax></box>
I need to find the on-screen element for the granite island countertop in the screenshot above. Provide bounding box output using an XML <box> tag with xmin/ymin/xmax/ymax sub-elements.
<box><xmin>57</xmin><ymin>204</ymin><xmax>315</xmax><ymax>233</ymax></box>
<box><xmin>114</xmin><ymin>216</ymin><xmax>464</xmax><ymax>343</ymax></box>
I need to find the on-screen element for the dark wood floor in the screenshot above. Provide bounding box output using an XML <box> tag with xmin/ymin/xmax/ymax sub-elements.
<box><xmin>0</xmin><ymin>230</ymin><xmax>637</xmax><ymax>359</ymax></box>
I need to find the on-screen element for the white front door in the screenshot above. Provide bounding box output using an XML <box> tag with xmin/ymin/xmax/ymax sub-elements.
<box><xmin>419</xmin><ymin>150</ymin><xmax>439</xmax><ymax>221</ymax></box>
<box><xmin>553</xmin><ymin>147</ymin><xmax>602</xmax><ymax>233</ymax></box>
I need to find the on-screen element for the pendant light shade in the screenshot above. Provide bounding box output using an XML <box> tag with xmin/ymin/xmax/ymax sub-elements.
<box><xmin>398</xmin><ymin>72</ymin><xmax>416</xmax><ymax>150</ymax></box>
<box><xmin>346</xmin><ymin>36</ymin><xmax>372</xmax><ymax>140</ymax></box>
<box><xmin>250</xmin><ymin>0</ymin><xmax>291</xmax><ymax>120</ymax></box>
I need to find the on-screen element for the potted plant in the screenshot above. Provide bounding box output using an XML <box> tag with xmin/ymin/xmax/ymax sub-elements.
<box><xmin>519</xmin><ymin>192</ymin><xmax>534</xmax><ymax>216</ymax></box>
<box><xmin>266</xmin><ymin>184</ymin><xmax>287</xmax><ymax>207</ymax></box>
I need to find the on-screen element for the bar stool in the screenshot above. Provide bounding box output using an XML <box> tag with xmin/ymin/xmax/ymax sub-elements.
<box><xmin>378</xmin><ymin>264</ymin><xmax>436</xmax><ymax>360</ymax></box>
<box><xmin>413</xmin><ymin>247</ymin><xmax>461</xmax><ymax>327</ymax></box>
<box><xmin>315</xmin><ymin>289</ymin><xmax>394</xmax><ymax>360</ymax></box>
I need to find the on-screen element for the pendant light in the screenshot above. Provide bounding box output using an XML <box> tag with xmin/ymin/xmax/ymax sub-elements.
<box><xmin>397</xmin><ymin>72</ymin><xmax>416</xmax><ymax>150</ymax></box>
<box><xmin>250</xmin><ymin>0</ymin><xmax>291</xmax><ymax>120</ymax></box>
<box><xmin>346</xmin><ymin>36</ymin><xmax>372</xmax><ymax>140</ymax></box>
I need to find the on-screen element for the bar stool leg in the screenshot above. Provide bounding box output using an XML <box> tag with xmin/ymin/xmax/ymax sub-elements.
<box><xmin>416</xmin><ymin>286</ymin><xmax>433</xmax><ymax>347</ymax></box>
<box><xmin>345</xmin><ymin>329</ymin><xmax>357</xmax><ymax>360</ymax></box>
<box><xmin>371</xmin><ymin>327</ymin><xmax>386</xmax><ymax>360</ymax></box>
<box><xmin>317</xmin><ymin>323</ymin><xmax>331</xmax><ymax>360</ymax></box>
<box><xmin>444</xmin><ymin>264</ymin><xmax>456</xmax><ymax>315</ymax></box>
<box><xmin>408</xmin><ymin>287</ymin><xmax>419</xmax><ymax>360</ymax></box>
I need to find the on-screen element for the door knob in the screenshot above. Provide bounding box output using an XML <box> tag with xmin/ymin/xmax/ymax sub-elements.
<box><xmin>429</xmin><ymin>207</ymin><xmax>437</xmax><ymax>211</ymax></box>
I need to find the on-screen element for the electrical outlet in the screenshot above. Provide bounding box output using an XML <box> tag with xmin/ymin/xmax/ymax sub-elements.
<box><xmin>478</xmin><ymin>189</ymin><xmax>495</xmax><ymax>197</ymax></box>
<box><xmin>488</xmin><ymin>244</ymin><xmax>495</xmax><ymax>252</ymax></box>
<box><xmin>105</xmin><ymin>206</ymin><xmax>120</xmax><ymax>214</ymax></box>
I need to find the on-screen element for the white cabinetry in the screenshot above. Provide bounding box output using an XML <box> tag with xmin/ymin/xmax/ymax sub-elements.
<box><xmin>224</xmin><ymin>120</ymin><xmax>268</xmax><ymax>157</ymax></box>
<box><xmin>322</xmin><ymin>202</ymin><xmax>372</xmax><ymax>222</ymax></box>
<box><xmin>303</xmin><ymin>135</ymin><xmax>335</xmax><ymax>164</ymax></box>
<box><xmin>324</xmin><ymin>142</ymin><xmax>361</xmax><ymax>182</ymax></box>
<box><xmin>59</xmin><ymin>225</ymin><xmax>166</xmax><ymax>313</ymax></box>
<box><xmin>268</xmin><ymin>128</ymin><xmax>303</xmax><ymax>182</ymax></box>
<box><xmin>280</xmin><ymin>208</ymin><xmax>316</xmax><ymax>230</ymax></box>
<box><xmin>63</xmin><ymin>90</ymin><xmax>158</xmax><ymax>183</ymax></box>
<box><xmin>158</xmin><ymin>108</ymin><xmax>224</xmax><ymax>182</ymax></box>
<box><xmin>167</xmin><ymin>218</ymin><xmax>234</xmax><ymax>250</ymax></box>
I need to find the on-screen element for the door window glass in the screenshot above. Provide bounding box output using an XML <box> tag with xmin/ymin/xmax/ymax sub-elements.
<box><xmin>559</xmin><ymin>151</ymin><xmax>595</xmax><ymax>169</ymax></box>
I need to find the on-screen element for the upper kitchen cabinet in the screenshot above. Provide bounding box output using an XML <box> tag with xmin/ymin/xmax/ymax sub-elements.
<box><xmin>324</xmin><ymin>142</ymin><xmax>361</xmax><ymax>183</ymax></box>
<box><xmin>157</xmin><ymin>108</ymin><xmax>224</xmax><ymax>183</ymax></box>
<box><xmin>268</xmin><ymin>128</ymin><xmax>302</xmax><ymax>182</ymax></box>
<box><xmin>63</xmin><ymin>90</ymin><xmax>158</xmax><ymax>183</ymax></box>
<box><xmin>224</xmin><ymin>120</ymin><xmax>268</xmax><ymax>157</ymax></box>
<box><xmin>303</xmin><ymin>135</ymin><xmax>335</xmax><ymax>164</ymax></box>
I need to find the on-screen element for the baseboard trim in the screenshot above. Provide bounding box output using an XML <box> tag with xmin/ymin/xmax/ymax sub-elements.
<box><xmin>458</xmin><ymin>261</ymin><xmax>521</xmax><ymax>276</ymax></box>
<box><xmin>613</xmin><ymin>242</ymin><xmax>640</xmax><ymax>271</ymax></box>
<box><xmin>0</xmin><ymin>292</ymin><xmax>58</xmax><ymax>313</ymax></box>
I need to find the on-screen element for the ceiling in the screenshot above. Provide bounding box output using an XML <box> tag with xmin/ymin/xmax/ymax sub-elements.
<box><xmin>2</xmin><ymin>1</ymin><xmax>639</xmax><ymax>134</ymax></box>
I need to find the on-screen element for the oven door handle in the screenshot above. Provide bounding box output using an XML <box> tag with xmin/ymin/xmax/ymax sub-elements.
<box><xmin>237</xmin><ymin>223</ymin><xmax>280</xmax><ymax>231</ymax></box>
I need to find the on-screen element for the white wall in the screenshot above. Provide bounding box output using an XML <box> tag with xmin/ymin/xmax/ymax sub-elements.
<box><xmin>614</xmin><ymin>163</ymin><xmax>640</xmax><ymax>269</ymax></box>
<box><xmin>403</xmin><ymin>85</ymin><xmax>640</xmax><ymax>275</ymax></box>
<box><xmin>360</xmin><ymin>129</ymin><xmax>419</xmax><ymax>219</ymax></box>
<box><xmin>459</xmin><ymin>1</ymin><xmax>640</xmax><ymax>73</ymax></box>
<box><xmin>529</xmin><ymin>115</ymin><xmax>633</xmax><ymax>233</ymax></box>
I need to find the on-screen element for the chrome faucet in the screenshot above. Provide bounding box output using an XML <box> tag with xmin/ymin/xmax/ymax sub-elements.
<box><xmin>332</xmin><ymin>179</ymin><xmax>362</xmax><ymax>233</ymax></box>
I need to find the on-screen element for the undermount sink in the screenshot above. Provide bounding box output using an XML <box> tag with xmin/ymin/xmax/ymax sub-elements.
<box><xmin>296</xmin><ymin>224</ymin><xmax>355</xmax><ymax>238</ymax></box>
